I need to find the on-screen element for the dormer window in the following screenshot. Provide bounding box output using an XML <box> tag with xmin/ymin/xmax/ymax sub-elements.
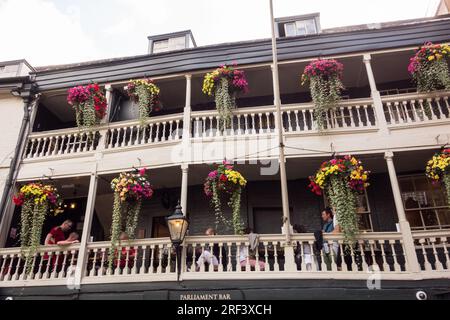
<box><xmin>284</xmin><ymin>19</ymin><xmax>317</xmax><ymax>37</ymax></box>
<box><xmin>148</xmin><ymin>30</ymin><xmax>197</xmax><ymax>54</ymax></box>
<box><xmin>275</xmin><ymin>13</ymin><xmax>321</xmax><ymax>38</ymax></box>
<box><xmin>153</xmin><ymin>36</ymin><xmax>187</xmax><ymax>54</ymax></box>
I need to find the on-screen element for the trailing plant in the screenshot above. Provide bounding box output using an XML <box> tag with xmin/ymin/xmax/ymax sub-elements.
<box><xmin>204</xmin><ymin>160</ymin><xmax>247</xmax><ymax>234</ymax></box>
<box><xmin>408</xmin><ymin>42</ymin><xmax>450</xmax><ymax>118</ymax></box>
<box><xmin>13</xmin><ymin>183</ymin><xmax>62</xmax><ymax>272</ymax></box>
<box><xmin>301</xmin><ymin>59</ymin><xmax>344</xmax><ymax>131</ymax></box>
<box><xmin>126</xmin><ymin>79</ymin><xmax>161</xmax><ymax>125</ymax></box>
<box><xmin>109</xmin><ymin>169</ymin><xmax>153</xmax><ymax>268</ymax></box>
<box><xmin>109</xmin><ymin>168</ymin><xmax>153</xmax><ymax>269</ymax></box>
<box><xmin>426</xmin><ymin>148</ymin><xmax>450</xmax><ymax>207</ymax></box>
<box><xmin>202</xmin><ymin>65</ymin><xmax>249</xmax><ymax>130</ymax></box>
<box><xmin>67</xmin><ymin>83</ymin><xmax>107</xmax><ymax>129</ymax></box>
<box><xmin>309</xmin><ymin>155</ymin><xmax>370</xmax><ymax>244</ymax></box>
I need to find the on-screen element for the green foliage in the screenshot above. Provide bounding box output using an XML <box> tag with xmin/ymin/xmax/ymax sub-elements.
<box><xmin>75</xmin><ymin>97</ymin><xmax>98</xmax><ymax>129</ymax></box>
<box><xmin>443</xmin><ymin>174</ymin><xmax>450</xmax><ymax>209</ymax></box>
<box><xmin>326</xmin><ymin>176</ymin><xmax>359</xmax><ymax>245</ymax></box>
<box><xmin>135</xmin><ymin>84</ymin><xmax>153</xmax><ymax>125</ymax></box>
<box><xmin>415</xmin><ymin>59</ymin><xmax>450</xmax><ymax>93</ymax></box>
<box><xmin>109</xmin><ymin>194</ymin><xmax>142</xmax><ymax>270</ymax></box>
<box><xmin>215</xmin><ymin>78</ymin><xmax>236</xmax><ymax>131</ymax></box>
<box><xmin>309</xmin><ymin>75</ymin><xmax>343</xmax><ymax>131</ymax></box>
<box><xmin>20</xmin><ymin>200</ymin><xmax>49</xmax><ymax>274</ymax></box>
<box><xmin>210</xmin><ymin>181</ymin><xmax>243</xmax><ymax>235</ymax></box>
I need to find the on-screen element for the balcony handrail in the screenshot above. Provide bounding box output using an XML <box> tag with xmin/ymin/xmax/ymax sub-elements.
<box><xmin>85</xmin><ymin>238</ymin><xmax>172</xmax><ymax>249</ymax></box>
<box><xmin>281</xmin><ymin>97</ymin><xmax>374</xmax><ymax>112</ymax></box>
<box><xmin>0</xmin><ymin>243</ymin><xmax>80</xmax><ymax>255</ymax></box>
<box><xmin>190</xmin><ymin>105</ymin><xmax>276</xmax><ymax>118</ymax></box>
<box><xmin>28</xmin><ymin>113</ymin><xmax>185</xmax><ymax>139</ymax></box>
<box><xmin>380</xmin><ymin>89</ymin><xmax>450</xmax><ymax>103</ymax></box>
<box><xmin>291</xmin><ymin>231</ymin><xmax>403</xmax><ymax>242</ymax></box>
<box><xmin>411</xmin><ymin>229</ymin><xmax>450</xmax><ymax>238</ymax></box>
<box><xmin>184</xmin><ymin>234</ymin><xmax>286</xmax><ymax>244</ymax></box>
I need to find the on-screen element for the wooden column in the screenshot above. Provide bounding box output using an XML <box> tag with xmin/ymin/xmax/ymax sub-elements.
<box><xmin>73</xmin><ymin>171</ymin><xmax>99</xmax><ymax>287</ymax></box>
<box><xmin>363</xmin><ymin>54</ymin><xmax>389</xmax><ymax>133</ymax></box>
<box><xmin>385</xmin><ymin>151</ymin><xmax>421</xmax><ymax>273</ymax></box>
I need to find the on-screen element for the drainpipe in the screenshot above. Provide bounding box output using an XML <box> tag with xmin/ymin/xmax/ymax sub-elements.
<box><xmin>0</xmin><ymin>83</ymin><xmax>37</xmax><ymax>246</ymax></box>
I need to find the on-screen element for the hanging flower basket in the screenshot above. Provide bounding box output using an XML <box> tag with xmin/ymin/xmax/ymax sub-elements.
<box><xmin>308</xmin><ymin>155</ymin><xmax>370</xmax><ymax>244</ymax></box>
<box><xmin>109</xmin><ymin>168</ymin><xmax>153</xmax><ymax>269</ymax></box>
<box><xmin>408</xmin><ymin>42</ymin><xmax>450</xmax><ymax>118</ymax></box>
<box><xmin>408</xmin><ymin>42</ymin><xmax>450</xmax><ymax>92</ymax></box>
<box><xmin>204</xmin><ymin>161</ymin><xmax>247</xmax><ymax>234</ymax></box>
<box><xmin>126</xmin><ymin>79</ymin><xmax>161</xmax><ymax>124</ymax></box>
<box><xmin>202</xmin><ymin>65</ymin><xmax>249</xmax><ymax>130</ymax></box>
<box><xmin>301</xmin><ymin>59</ymin><xmax>344</xmax><ymax>131</ymax></box>
<box><xmin>13</xmin><ymin>182</ymin><xmax>62</xmax><ymax>272</ymax></box>
<box><xmin>426</xmin><ymin>148</ymin><xmax>450</xmax><ymax>207</ymax></box>
<box><xmin>67</xmin><ymin>83</ymin><xmax>107</xmax><ymax>129</ymax></box>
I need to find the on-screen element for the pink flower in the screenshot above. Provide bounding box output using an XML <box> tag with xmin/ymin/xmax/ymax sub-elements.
<box><xmin>208</xmin><ymin>170</ymin><xmax>218</xmax><ymax>179</ymax></box>
<box><xmin>139</xmin><ymin>168</ymin><xmax>147</xmax><ymax>176</ymax></box>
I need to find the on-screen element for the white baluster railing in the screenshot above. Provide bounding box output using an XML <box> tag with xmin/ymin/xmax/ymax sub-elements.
<box><xmin>104</xmin><ymin>115</ymin><xmax>183</xmax><ymax>150</ymax></box>
<box><xmin>291</xmin><ymin>232</ymin><xmax>407</xmax><ymax>273</ymax></box>
<box><xmin>183</xmin><ymin>234</ymin><xmax>284</xmax><ymax>275</ymax></box>
<box><xmin>281</xmin><ymin>98</ymin><xmax>377</xmax><ymax>133</ymax></box>
<box><xmin>382</xmin><ymin>91</ymin><xmax>450</xmax><ymax>126</ymax></box>
<box><xmin>0</xmin><ymin>244</ymin><xmax>80</xmax><ymax>285</ymax></box>
<box><xmin>190</xmin><ymin>106</ymin><xmax>277</xmax><ymax>139</ymax></box>
<box><xmin>82</xmin><ymin>238</ymin><xmax>176</xmax><ymax>282</ymax></box>
<box><xmin>412</xmin><ymin>230</ymin><xmax>450</xmax><ymax>273</ymax></box>
<box><xmin>25</xmin><ymin>130</ymin><xmax>101</xmax><ymax>159</ymax></box>
<box><xmin>2</xmin><ymin>231</ymin><xmax>450</xmax><ymax>287</ymax></box>
<box><xmin>24</xmin><ymin>114</ymin><xmax>184</xmax><ymax>160</ymax></box>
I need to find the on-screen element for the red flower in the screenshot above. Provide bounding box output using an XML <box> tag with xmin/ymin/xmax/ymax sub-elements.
<box><xmin>220</xmin><ymin>174</ymin><xmax>228</xmax><ymax>182</ymax></box>
<box><xmin>13</xmin><ymin>195</ymin><xmax>24</xmax><ymax>206</ymax></box>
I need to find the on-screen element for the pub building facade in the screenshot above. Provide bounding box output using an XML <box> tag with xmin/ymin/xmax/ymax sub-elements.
<box><xmin>0</xmin><ymin>11</ymin><xmax>450</xmax><ymax>300</ymax></box>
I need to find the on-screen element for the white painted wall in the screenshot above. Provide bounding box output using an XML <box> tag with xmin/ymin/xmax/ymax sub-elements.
<box><xmin>0</xmin><ymin>93</ymin><xmax>23</xmax><ymax>196</ymax></box>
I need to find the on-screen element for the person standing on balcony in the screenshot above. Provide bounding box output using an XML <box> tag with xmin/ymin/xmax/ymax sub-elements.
<box><xmin>321</xmin><ymin>208</ymin><xmax>342</xmax><ymax>271</ymax></box>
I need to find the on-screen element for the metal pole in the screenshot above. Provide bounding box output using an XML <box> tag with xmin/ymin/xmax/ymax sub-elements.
<box><xmin>269</xmin><ymin>0</ymin><xmax>291</xmax><ymax>243</ymax></box>
<box><xmin>176</xmin><ymin>244</ymin><xmax>182</xmax><ymax>282</ymax></box>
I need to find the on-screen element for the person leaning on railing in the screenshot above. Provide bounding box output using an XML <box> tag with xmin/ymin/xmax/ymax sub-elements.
<box><xmin>43</xmin><ymin>220</ymin><xmax>79</xmax><ymax>272</ymax></box>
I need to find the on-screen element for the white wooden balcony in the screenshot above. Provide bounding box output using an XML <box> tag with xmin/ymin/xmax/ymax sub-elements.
<box><xmin>1</xmin><ymin>230</ymin><xmax>448</xmax><ymax>288</ymax></box>
<box><xmin>21</xmin><ymin>91</ymin><xmax>450</xmax><ymax>164</ymax></box>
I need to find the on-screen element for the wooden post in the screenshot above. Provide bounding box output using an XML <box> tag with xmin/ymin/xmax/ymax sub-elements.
<box><xmin>384</xmin><ymin>151</ymin><xmax>421</xmax><ymax>273</ymax></box>
<box><xmin>363</xmin><ymin>54</ymin><xmax>389</xmax><ymax>134</ymax></box>
<box><xmin>73</xmin><ymin>171</ymin><xmax>99</xmax><ymax>287</ymax></box>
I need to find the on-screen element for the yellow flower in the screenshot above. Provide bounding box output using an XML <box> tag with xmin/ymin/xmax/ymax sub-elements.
<box><xmin>428</xmin><ymin>55</ymin><xmax>435</xmax><ymax>61</ymax></box>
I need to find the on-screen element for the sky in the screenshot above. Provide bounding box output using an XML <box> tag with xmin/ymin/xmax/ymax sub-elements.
<box><xmin>0</xmin><ymin>0</ymin><xmax>442</xmax><ymax>67</ymax></box>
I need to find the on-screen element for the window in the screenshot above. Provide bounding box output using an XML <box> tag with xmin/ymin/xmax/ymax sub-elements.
<box><xmin>153</xmin><ymin>36</ymin><xmax>186</xmax><ymax>54</ymax></box>
<box><xmin>0</xmin><ymin>66</ymin><xmax>5</xmax><ymax>72</ymax></box>
<box><xmin>399</xmin><ymin>175</ymin><xmax>450</xmax><ymax>230</ymax></box>
<box><xmin>284</xmin><ymin>19</ymin><xmax>317</xmax><ymax>37</ymax></box>
<box><xmin>324</xmin><ymin>190</ymin><xmax>373</xmax><ymax>232</ymax></box>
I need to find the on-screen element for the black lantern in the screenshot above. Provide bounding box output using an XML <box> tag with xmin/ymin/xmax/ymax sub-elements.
<box><xmin>166</xmin><ymin>202</ymin><xmax>189</xmax><ymax>282</ymax></box>
<box><xmin>166</xmin><ymin>202</ymin><xmax>189</xmax><ymax>245</ymax></box>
